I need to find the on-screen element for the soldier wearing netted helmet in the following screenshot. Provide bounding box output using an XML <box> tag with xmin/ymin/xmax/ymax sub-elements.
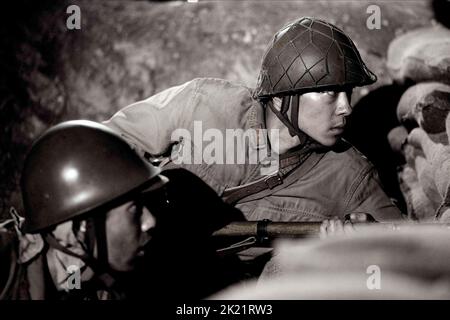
<box><xmin>256</xmin><ymin>17</ymin><xmax>377</xmax><ymax>148</ymax></box>
<box><xmin>104</xmin><ymin>17</ymin><xmax>403</xmax><ymax>223</ymax></box>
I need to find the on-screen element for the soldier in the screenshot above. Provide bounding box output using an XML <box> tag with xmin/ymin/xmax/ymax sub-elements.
<box><xmin>6</xmin><ymin>120</ymin><xmax>244</xmax><ymax>300</ymax></box>
<box><xmin>104</xmin><ymin>17</ymin><xmax>403</xmax><ymax>222</ymax></box>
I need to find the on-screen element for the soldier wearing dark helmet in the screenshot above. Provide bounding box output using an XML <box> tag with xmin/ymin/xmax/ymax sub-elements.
<box><xmin>104</xmin><ymin>17</ymin><xmax>403</xmax><ymax>223</ymax></box>
<box><xmin>256</xmin><ymin>17</ymin><xmax>377</xmax><ymax>147</ymax></box>
<box><xmin>4</xmin><ymin>120</ymin><xmax>243</xmax><ymax>300</ymax></box>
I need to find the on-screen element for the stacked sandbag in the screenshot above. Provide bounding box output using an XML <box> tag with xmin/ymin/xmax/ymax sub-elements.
<box><xmin>396</xmin><ymin>82</ymin><xmax>450</xmax><ymax>133</ymax></box>
<box><xmin>409</xmin><ymin>126</ymin><xmax>450</xmax><ymax>219</ymax></box>
<box><xmin>212</xmin><ymin>225</ymin><xmax>450</xmax><ymax>299</ymax></box>
<box><xmin>391</xmin><ymin>113</ymin><xmax>450</xmax><ymax>221</ymax></box>
<box><xmin>387</xmin><ymin>26</ymin><xmax>450</xmax><ymax>221</ymax></box>
<box><xmin>387</xmin><ymin>25</ymin><xmax>450</xmax><ymax>84</ymax></box>
<box><xmin>398</xmin><ymin>165</ymin><xmax>435</xmax><ymax>220</ymax></box>
<box><xmin>390</xmin><ymin>120</ymin><xmax>450</xmax><ymax>221</ymax></box>
<box><xmin>389</xmin><ymin>91</ymin><xmax>450</xmax><ymax>220</ymax></box>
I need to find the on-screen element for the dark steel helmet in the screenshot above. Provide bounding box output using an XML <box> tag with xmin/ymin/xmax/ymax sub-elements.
<box><xmin>21</xmin><ymin>120</ymin><xmax>161</xmax><ymax>234</ymax></box>
<box><xmin>256</xmin><ymin>17</ymin><xmax>377</xmax><ymax>98</ymax></box>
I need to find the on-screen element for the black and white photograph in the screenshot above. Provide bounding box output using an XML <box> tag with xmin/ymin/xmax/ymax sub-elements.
<box><xmin>1</xmin><ymin>0</ymin><xmax>450</xmax><ymax>313</ymax></box>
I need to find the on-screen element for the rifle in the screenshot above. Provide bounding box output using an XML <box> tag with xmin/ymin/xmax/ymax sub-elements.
<box><xmin>212</xmin><ymin>221</ymin><xmax>321</xmax><ymax>255</ymax></box>
<box><xmin>212</xmin><ymin>220</ymin><xmax>450</xmax><ymax>239</ymax></box>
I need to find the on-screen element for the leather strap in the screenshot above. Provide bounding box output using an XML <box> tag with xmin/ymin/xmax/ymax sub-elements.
<box><xmin>238</xmin><ymin>151</ymin><xmax>326</xmax><ymax>204</ymax></box>
<box><xmin>223</xmin><ymin>150</ymin><xmax>326</xmax><ymax>205</ymax></box>
<box><xmin>222</xmin><ymin>172</ymin><xmax>285</xmax><ymax>205</ymax></box>
<box><xmin>290</xmin><ymin>95</ymin><xmax>301</xmax><ymax>134</ymax></box>
<box><xmin>222</xmin><ymin>148</ymin><xmax>311</xmax><ymax>204</ymax></box>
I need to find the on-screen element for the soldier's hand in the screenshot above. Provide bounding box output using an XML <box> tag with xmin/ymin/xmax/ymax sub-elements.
<box><xmin>319</xmin><ymin>216</ymin><xmax>354</xmax><ymax>239</ymax></box>
<box><xmin>319</xmin><ymin>213</ymin><xmax>377</xmax><ymax>239</ymax></box>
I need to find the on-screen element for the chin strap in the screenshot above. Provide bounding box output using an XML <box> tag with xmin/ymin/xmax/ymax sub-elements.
<box><xmin>44</xmin><ymin>215</ymin><xmax>116</xmax><ymax>292</ymax></box>
<box><xmin>267</xmin><ymin>94</ymin><xmax>310</xmax><ymax>145</ymax></box>
<box><xmin>90</xmin><ymin>215</ymin><xmax>109</xmax><ymax>272</ymax></box>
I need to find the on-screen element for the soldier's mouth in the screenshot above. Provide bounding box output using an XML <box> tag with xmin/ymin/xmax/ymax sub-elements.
<box><xmin>136</xmin><ymin>237</ymin><xmax>153</xmax><ymax>257</ymax></box>
<box><xmin>330</xmin><ymin>125</ymin><xmax>345</xmax><ymax>134</ymax></box>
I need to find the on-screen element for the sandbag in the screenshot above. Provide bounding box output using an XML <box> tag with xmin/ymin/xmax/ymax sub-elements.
<box><xmin>213</xmin><ymin>271</ymin><xmax>450</xmax><ymax>299</ymax></box>
<box><xmin>408</xmin><ymin>128</ymin><xmax>450</xmax><ymax>199</ymax></box>
<box><xmin>439</xmin><ymin>208</ymin><xmax>450</xmax><ymax>223</ymax></box>
<box><xmin>429</xmin><ymin>132</ymin><xmax>449</xmax><ymax>145</ymax></box>
<box><xmin>396</xmin><ymin>82</ymin><xmax>450</xmax><ymax>133</ymax></box>
<box><xmin>387</xmin><ymin>26</ymin><xmax>450</xmax><ymax>84</ymax></box>
<box><xmin>387</xmin><ymin>126</ymin><xmax>408</xmax><ymax>154</ymax></box>
<box><xmin>399</xmin><ymin>165</ymin><xmax>435</xmax><ymax>221</ymax></box>
<box><xmin>268</xmin><ymin>225</ymin><xmax>450</xmax><ymax>279</ymax></box>
<box><xmin>403</xmin><ymin>143</ymin><xmax>424</xmax><ymax>167</ymax></box>
<box><xmin>214</xmin><ymin>225</ymin><xmax>450</xmax><ymax>299</ymax></box>
<box><xmin>415</xmin><ymin>155</ymin><xmax>442</xmax><ymax>210</ymax></box>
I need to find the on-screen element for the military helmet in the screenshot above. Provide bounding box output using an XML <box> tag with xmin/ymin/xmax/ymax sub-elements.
<box><xmin>256</xmin><ymin>16</ymin><xmax>377</xmax><ymax>98</ymax></box>
<box><xmin>21</xmin><ymin>120</ymin><xmax>161</xmax><ymax>234</ymax></box>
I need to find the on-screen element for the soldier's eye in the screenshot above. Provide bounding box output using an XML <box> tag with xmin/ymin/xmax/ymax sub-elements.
<box><xmin>324</xmin><ymin>91</ymin><xmax>338</xmax><ymax>97</ymax></box>
<box><xmin>126</xmin><ymin>202</ymin><xmax>139</xmax><ymax>218</ymax></box>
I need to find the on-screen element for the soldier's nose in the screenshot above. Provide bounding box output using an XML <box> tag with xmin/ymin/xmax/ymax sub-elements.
<box><xmin>336</xmin><ymin>92</ymin><xmax>352</xmax><ymax>117</ymax></box>
<box><xmin>141</xmin><ymin>207</ymin><xmax>156</xmax><ymax>232</ymax></box>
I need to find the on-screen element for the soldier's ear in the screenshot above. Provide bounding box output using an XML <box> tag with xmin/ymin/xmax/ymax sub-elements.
<box><xmin>72</xmin><ymin>220</ymin><xmax>87</xmax><ymax>244</ymax></box>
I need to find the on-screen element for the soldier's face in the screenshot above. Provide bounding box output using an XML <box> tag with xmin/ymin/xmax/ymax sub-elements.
<box><xmin>297</xmin><ymin>90</ymin><xmax>352</xmax><ymax>146</ymax></box>
<box><xmin>105</xmin><ymin>200</ymin><xmax>156</xmax><ymax>272</ymax></box>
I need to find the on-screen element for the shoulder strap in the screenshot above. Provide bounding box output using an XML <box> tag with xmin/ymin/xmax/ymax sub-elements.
<box><xmin>223</xmin><ymin>151</ymin><xmax>326</xmax><ymax>205</ymax></box>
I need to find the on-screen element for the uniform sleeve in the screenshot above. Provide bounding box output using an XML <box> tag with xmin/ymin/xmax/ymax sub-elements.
<box><xmin>345</xmin><ymin>167</ymin><xmax>405</xmax><ymax>222</ymax></box>
<box><xmin>102</xmin><ymin>79</ymin><xmax>200</xmax><ymax>158</ymax></box>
